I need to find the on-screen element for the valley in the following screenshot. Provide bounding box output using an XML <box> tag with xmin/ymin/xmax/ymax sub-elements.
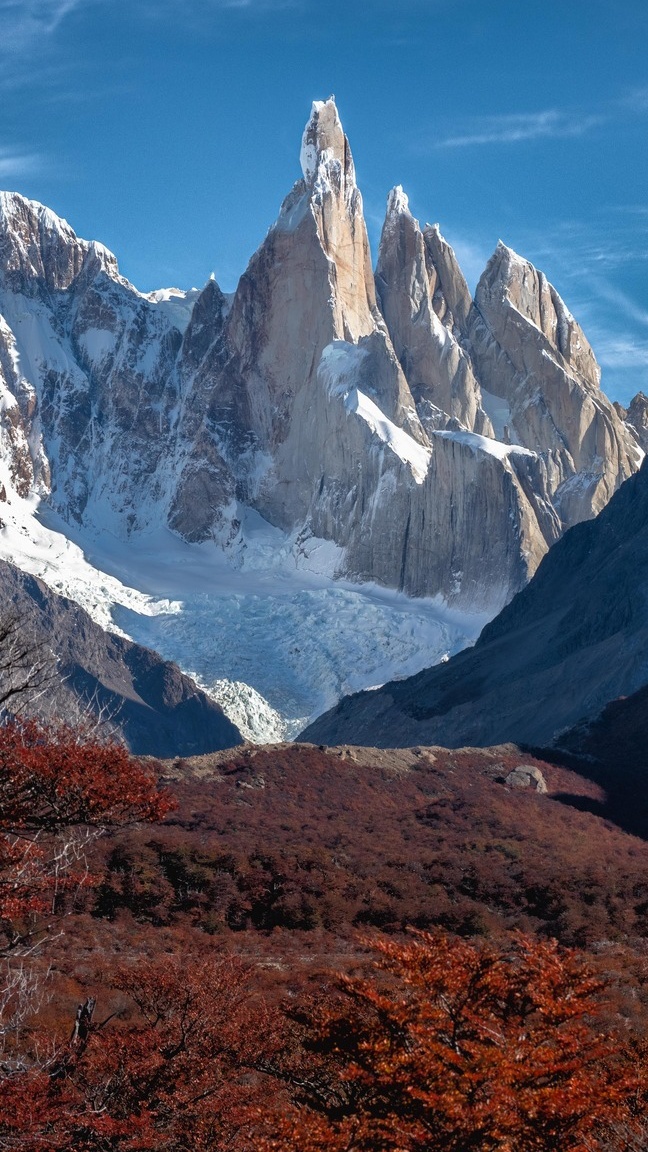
<box><xmin>2</xmin><ymin>0</ymin><xmax>647</xmax><ymax>1144</ymax></box>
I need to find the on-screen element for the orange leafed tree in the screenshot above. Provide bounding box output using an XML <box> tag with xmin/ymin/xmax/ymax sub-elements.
<box><xmin>0</xmin><ymin>718</ymin><xmax>172</xmax><ymax>933</ymax></box>
<box><xmin>0</xmin><ymin>954</ymin><xmax>290</xmax><ymax>1152</ymax></box>
<box><xmin>0</xmin><ymin>719</ymin><xmax>173</xmax><ymax>1090</ymax></box>
<box><xmin>264</xmin><ymin>931</ymin><xmax>642</xmax><ymax>1152</ymax></box>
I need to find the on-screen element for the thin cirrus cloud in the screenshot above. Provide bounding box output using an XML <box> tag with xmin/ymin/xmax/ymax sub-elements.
<box><xmin>0</xmin><ymin>0</ymin><xmax>297</xmax><ymax>51</ymax></box>
<box><xmin>434</xmin><ymin>109</ymin><xmax>605</xmax><ymax>148</ymax></box>
<box><xmin>619</xmin><ymin>86</ymin><xmax>648</xmax><ymax>115</ymax></box>
<box><xmin>0</xmin><ymin>148</ymin><xmax>43</xmax><ymax>179</ymax></box>
<box><xmin>585</xmin><ymin>279</ymin><xmax>648</xmax><ymax>387</ymax></box>
<box><xmin>0</xmin><ymin>0</ymin><xmax>86</xmax><ymax>50</ymax></box>
<box><xmin>596</xmin><ymin>337</ymin><xmax>648</xmax><ymax>371</ymax></box>
<box><xmin>589</xmin><ymin>278</ymin><xmax>648</xmax><ymax>331</ymax></box>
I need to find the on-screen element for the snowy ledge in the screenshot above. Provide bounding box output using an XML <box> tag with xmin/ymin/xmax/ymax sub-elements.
<box><xmin>319</xmin><ymin>341</ymin><xmax>431</xmax><ymax>483</ymax></box>
<box><xmin>433</xmin><ymin>429</ymin><xmax>536</xmax><ymax>462</ymax></box>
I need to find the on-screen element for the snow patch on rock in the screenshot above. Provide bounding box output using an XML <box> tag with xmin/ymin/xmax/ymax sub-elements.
<box><xmin>352</xmin><ymin>389</ymin><xmax>431</xmax><ymax>482</ymax></box>
<box><xmin>320</xmin><ymin>341</ymin><xmax>431</xmax><ymax>482</ymax></box>
<box><xmin>78</xmin><ymin>327</ymin><xmax>118</xmax><ymax>363</ymax></box>
<box><xmin>434</xmin><ymin>429</ymin><xmax>536</xmax><ymax>462</ymax></box>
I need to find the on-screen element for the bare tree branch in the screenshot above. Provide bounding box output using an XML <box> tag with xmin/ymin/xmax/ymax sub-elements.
<box><xmin>0</xmin><ymin>610</ymin><xmax>57</xmax><ymax>715</ymax></box>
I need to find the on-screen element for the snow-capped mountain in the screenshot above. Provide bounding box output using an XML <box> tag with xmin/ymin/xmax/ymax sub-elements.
<box><xmin>0</xmin><ymin>98</ymin><xmax>642</xmax><ymax>742</ymax></box>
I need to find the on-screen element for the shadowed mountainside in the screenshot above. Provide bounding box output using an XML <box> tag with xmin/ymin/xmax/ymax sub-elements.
<box><xmin>0</xmin><ymin>560</ymin><xmax>242</xmax><ymax>756</ymax></box>
<box><xmin>302</xmin><ymin>461</ymin><xmax>648</xmax><ymax>751</ymax></box>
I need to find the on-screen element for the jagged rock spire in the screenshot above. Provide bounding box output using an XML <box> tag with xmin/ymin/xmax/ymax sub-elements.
<box><xmin>467</xmin><ymin>239</ymin><xmax>640</xmax><ymax>522</ymax></box>
<box><xmin>300</xmin><ymin>97</ymin><xmax>355</xmax><ymax>188</ymax></box>
<box><xmin>0</xmin><ymin>102</ymin><xmax>642</xmax><ymax>616</ymax></box>
<box><xmin>376</xmin><ymin>186</ymin><xmax>490</xmax><ymax>434</ymax></box>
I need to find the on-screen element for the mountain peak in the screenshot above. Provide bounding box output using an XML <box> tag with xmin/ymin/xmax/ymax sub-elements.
<box><xmin>0</xmin><ymin>189</ymin><xmax>69</xmax><ymax>230</ymax></box>
<box><xmin>490</xmin><ymin>238</ymin><xmax>528</xmax><ymax>271</ymax></box>
<box><xmin>0</xmin><ymin>188</ymin><xmax>120</xmax><ymax>291</ymax></box>
<box><xmin>386</xmin><ymin>185</ymin><xmax>412</xmax><ymax>218</ymax></box>
<box><xmin>299</xmin><ymin>97</ymin><xmax>354</xmax><ymax>188</ymax></box>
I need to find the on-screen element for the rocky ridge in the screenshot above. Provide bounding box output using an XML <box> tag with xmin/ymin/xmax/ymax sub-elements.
<box><xmin>616</xmin><ymin>392</ymin><xmax>648</xmax><ymax>453</ymax></box>
<box><xmin>0</xmin><ymin>558</ymin><xmax>242</xmax><ymax>756</ymax></box>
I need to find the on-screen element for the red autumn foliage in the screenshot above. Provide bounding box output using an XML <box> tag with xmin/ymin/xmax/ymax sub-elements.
<box><xmin>262</xmin><ymin>932</ymin><xmax>645</xmax><ymax>1152</ymax></box>
<box><xmin>1</xmin><ymin>955</ymin><xmax>290</xmax><ymax>1151</ymax></box>
<box><xmin>0</xmin><ymin>718</ymin><xmax>173</xmax><ymax>935</ymax></box>
<box><xmin>1</xmin><ymin>737</ymin><xmax>648</xmax><ymax>1150</ymax></box>
<box><xmin>2</xmin><ymin>932</ymin><xmax>644</xmax><ymax>1152</ymax></box>
<box><xmin>0</xmin><ymin>719</ymin><xmax>173</xmax><ymax>1089</ymax></box>
<box><xmin>88</xmin><ymin>744</ymin><xmax>648</xmax><ymax>947</ymax></box>
<box><xmin>0</xmin><ymin>718</ymin><xmax>172</xmax><ymax>833</ymax></box>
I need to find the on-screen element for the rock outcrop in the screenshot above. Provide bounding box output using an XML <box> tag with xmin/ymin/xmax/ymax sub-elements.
<box><xmin>375</xmin><ymin>187</ymin><xmax>489</xmax><ymax>435</ymax></box>
<box><xmin>466</xmin><ymin>243</ymin><xmax>640</xmax><ymax>526</ymax></box>
<box><xmin>504</xmin><ymin>765</ymin><xmax>547</xmax><ymax>793</ymax></box>
<box><xmin>616</xmin><ymin>392</ymin><xmax>648</xmax><ymax>453</ymax></box>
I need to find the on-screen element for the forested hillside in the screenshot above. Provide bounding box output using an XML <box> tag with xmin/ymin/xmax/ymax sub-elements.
<box><xmin>2</xmin><ymin>732</ymin><xmax>647</xmax><ymax>1149</ymax></box>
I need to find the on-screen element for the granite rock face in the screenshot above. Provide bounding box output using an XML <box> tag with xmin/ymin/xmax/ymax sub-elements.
<box><xmin>616</xmin><ymin>392</ymin><xmax>648</xmax><ymax>453</ymax></box>
<box><xmin>375</xmin><ymin>188</ymin><xmax>489</xmax><ymax>435</ymax></box>
<box><xmin>160</xmin><ymin>99</ymin><xmax>551</xmax><ymax>607</ymax></box>
<box><xmin>0</xmin><ymin>101</ymin><xmax>642</xmax><ymax>620</ymax></box>
<box><xmin>170</xmin><ymin>99</ymin><xmax>424</xmax><ymax>543</ymax></box>
<box><xmin>466</xmin><ymin>243</ymin><xmax>639</xmax><ymax>527</ymax></box>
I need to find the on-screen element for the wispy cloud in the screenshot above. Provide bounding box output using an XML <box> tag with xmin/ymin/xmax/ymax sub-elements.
<box><xmin>0</xmin><ymin>0</ymin><xmax>297</xmax><ymax>93</ymax></box>
<box><xmin>140</xmin><ymin>0</ymin><xmax>299</xmax><ymax>17</ymax></box>
<box><xmin>609</xmin><ymin>205</ymin><xmax>648</xmax><ymax>219</ymax></box>
<box><xmin>215</xmin><ymin>0</ymin><xmax>299</xmax><ymax>6</ymax></box>
<box><xmin>588</xmin><ymin>278</ymin><xmax>648</xmax><ymax>330</ymax></box>
<box><xmin>430</xmin><ymin>84</ymin><xmax>648</xmax><ymax>152</ymax></box>
<box><xmin>435</xmin><ymin>109</ymin><xmax>604</xmax><ymax>149</ymax></box>
<box><xmin>0</xmin><ymin>147</ymin><xmax>43</xmax><ymax>179</ymax></box>
<box><xmin>0</xmin><ymin>0</ymin><xmax>95</xmax><ymax>94</ymax></box>
<box><xmin>619</xmin><ymin>86</ymin><xmax>648</xmax><ymax>115</ymax></box>
<box><xmin>529</xmin><ymin>213</ymin><xmax>648</xmax><ymax>280</ymax></box>
<box><xmin>594</xmin><ymin>335</ymin><xmax>648</xmax><ymax>372</ymax></box>
<box><xmin>0</xmin><ymin>0</ymin><xmax>293</xmax><ymax>58</ymax></box>
<box><xmin>0</xmin><ymin>0</ymin><xmax>87</xmax><ymax>51</ymax></box>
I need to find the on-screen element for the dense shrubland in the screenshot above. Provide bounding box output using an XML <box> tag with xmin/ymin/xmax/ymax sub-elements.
<box><xmin>89</xmin><ymin>745</ymin><xmax>648</xmax><ymax>946</ymax></box>
<box><xmin>1</xmin><ymin>732</ymin><xmax>647</xmax><ymax>1149</ymax></box>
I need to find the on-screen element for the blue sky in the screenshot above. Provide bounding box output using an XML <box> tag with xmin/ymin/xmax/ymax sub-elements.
<box><xmin>1</xmin><ymin>0</ymin><xmax>647</xmax><ymax>403</ymax></box>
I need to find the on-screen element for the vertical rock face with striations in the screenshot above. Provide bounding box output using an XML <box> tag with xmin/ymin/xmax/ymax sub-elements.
<box><xmin>376</xmin><ymin>199</ymin><xmax>640</xmax><ymax>544</ymax></box>
<box><xmin>169</xmin><ymin>99</ymin><xmax>554</xmax><ymax>606</ymax></box>
<box><xmin>466</xmin><ymin>242</ymin><xmax>640</xmax><ymax>526</ymax></box>
<box><xmin>375</xmin><ymin>187</ymin><xmax>489</xmax><ymax>436</ymax></box>
<box><xmin>170</xmin><ymin>97</ymin><xmax>425</xmax><ymax>542</ymax></box>
<box><xmin>0</xmin><ymin>100</ymin><xmax>642</xmax><ymax>621</ymax></box>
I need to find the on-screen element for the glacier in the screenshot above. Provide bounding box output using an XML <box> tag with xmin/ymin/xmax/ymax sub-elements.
<box><xmin>0</xmin><ymin>487</ymin><xmax>489</xmax><ymax>742</ymax></box>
